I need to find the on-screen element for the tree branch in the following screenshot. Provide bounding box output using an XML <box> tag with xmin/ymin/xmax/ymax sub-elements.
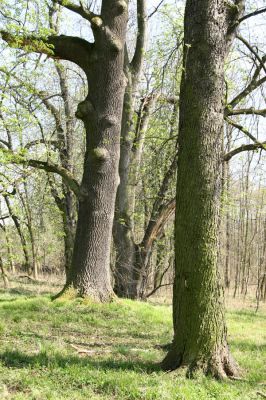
<box><xmin>141</xmin><ymin>198</ymin><xmax>176</xmax><ymax>251</ymax></box>
<box><xmin>225</xmin><ymin>117</ymin><xmax>264</xmax><ymax>145</ymax></box>
<box><xmin>0</xmin><ymin>149</ymin><xmax>81</xmax><ymax>198</ymax></box>
<box><xmin>238</xmin><ymin>6</ymin><xmax>266</xmax><ymax>24</ymax></box>
<box><xmin>224</xmin><ymin>142</ymin><xmax>266</xmax><ymax>161</ymax></box>
<box><xmin>225</xmin><ymin>107</ymin><xmax>266</xmax><ymax>117</ymax></box>
<box><xmin>237</xmin><ymin>35</ymin><xmax>266</xmax><ymax>75</ymax></box>
<box><xmin>130</xmin><ymin>0</ymin><xmax>147</xmax><ymax>82</ymax></box>
<box><xmin>145</xmin><ymin>282</ymin><xmax>173</xmax><ymax>299</ymax></box>
<box><xmin>228</xmin><ymin>73</ymin><xmax>266</xmax><ymax>110</ymax></box>
<box><xmin>0</xmin><ymin>31</ymin><xmax>93</xmax><ymax>72</ymax></box>
<box><xmin>54</xmin><ymin>0</ymin><xmax>97</xmax><ymax>22</ymax></box>
<box><xmin>148</xmin><ymin>0</ymin><xmax>164</xmax><ymax>19</ymax></box>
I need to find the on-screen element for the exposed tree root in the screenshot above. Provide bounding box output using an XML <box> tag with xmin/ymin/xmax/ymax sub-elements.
<box><xmin>52</xmin><ymin>283</ymin><xmax>115</xmax><ymax>303</ymax></box>
<box><xmin>161</xmin><ymin>344</ymin><xmax>240</xmax><ymax>380</ymax></box>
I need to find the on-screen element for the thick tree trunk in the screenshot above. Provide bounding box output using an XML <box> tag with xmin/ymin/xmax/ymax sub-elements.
<box><xmin>162</xmin><ymin>0</ymin><xmax>242</xmax><ymax>378</ymax></box>
<box><xmin>59</xmin><ymin>3</ymin><xmax>128</xmax><ymax>301</ymax></box>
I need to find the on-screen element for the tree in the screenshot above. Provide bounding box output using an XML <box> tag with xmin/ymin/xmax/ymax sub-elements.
<box><xmin>1</xmin><ymin>0</ymin><xmax>129</xmax><ymax>301</ymax></box>
<box><xmin>161</xmin><ymin>0</ymin><xmax>246</xmax><ymax>377</ymax></box>
<box><xmin>113</xmin><ymin>6</ymin><xmax>182</xmax><ymax>298</ymax></box>
<box><xmin>113</xmin><ymin>0</ymin><xmax>147</xmax><ymax>298</ymax></box>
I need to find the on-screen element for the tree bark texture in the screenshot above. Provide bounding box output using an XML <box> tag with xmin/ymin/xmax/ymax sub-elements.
<box><xmin>63</xmin><ymin>1</ymin><xmax>129</xmax><ymax>301</ymax></box>
<box><xmin>162</xmin><ymin>0</ymin><xmax>243</xmax><ymax>378</ymax></box>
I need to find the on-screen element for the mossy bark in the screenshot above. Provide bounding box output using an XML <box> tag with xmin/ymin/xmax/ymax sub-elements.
<box><xmin>162</xmin><ymin>0</ymin><xmax>243</xmax><ymax>378</ymax></box>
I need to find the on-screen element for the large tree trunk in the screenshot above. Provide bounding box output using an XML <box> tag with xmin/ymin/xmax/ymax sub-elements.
<box><xmin>61</xmin><ymin>2</ymin><xmax>128</xmax><ymax>301</ymax></box>
<box><xmin>162</xmin><ymin>0</ymin><xmax>243</xmax><ymax>378</ymax></box>
<box><xmin>1</xmin><ymin>0</ymin><xmax>129</xmax><ymax>302</ymax></box>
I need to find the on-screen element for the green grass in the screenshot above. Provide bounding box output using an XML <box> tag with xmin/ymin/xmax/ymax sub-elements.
<box><xmin>0</xmin><ymin>283</ymin><xmax>265</xmax><ymax>400</ymax></box>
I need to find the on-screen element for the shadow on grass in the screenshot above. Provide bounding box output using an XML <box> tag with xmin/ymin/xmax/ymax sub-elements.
<box><xmin>13</xmin><ymin>330</ymin><xmax>164</xmax><ymax>352</ymax></box>
<box><xmin>0</xmin><ymin>350</ymin><xmax>160</xmax><ymax>373</ymax></box>
<box><xmin>228</xmin><ymin>310</ymin><xmax>266</xmax><ymax>320</ymax></box>
<box><xmin>0</xmin><ymin>288</ymin><xmax>35</xmax><ymax>297</ymax></box>
<box><xmin>0</xmin><ymin>288</ymin><xmax>52</xmax><ymax>301</ymax></box>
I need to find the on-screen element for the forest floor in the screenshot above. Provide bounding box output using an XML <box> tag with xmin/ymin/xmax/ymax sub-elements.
<box><xmin>0</xmin><ymin>277</ymin><xmax>265</xmax><ymax>400</ymax></box>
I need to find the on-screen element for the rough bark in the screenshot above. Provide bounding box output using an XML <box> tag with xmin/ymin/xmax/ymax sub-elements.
<box><xmin>60</xmin><ymin>1</ymin><xmax>129</xmax><ymax>301</ymax></box>
<box><xmin>162</xmin><ymin>0</ymin><xmax>243</xmax><ymax>378</ymax></box>
<box><xmin>1</xmin><ymin>0</ymin><xmax>129</xmax><ymax>301</ymax></box>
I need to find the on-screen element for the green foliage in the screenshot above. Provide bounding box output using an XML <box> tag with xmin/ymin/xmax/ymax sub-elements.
<box><xmin>0</xmin><ymin>282</ymin><xmax>265</xmax><ymax>399</ymax></box>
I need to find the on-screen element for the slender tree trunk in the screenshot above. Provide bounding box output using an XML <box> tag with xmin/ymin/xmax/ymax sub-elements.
<box><xmin>113</xmin><ymin>0</ymin><xmax>147</xmax><ymax>298</ymax></box>
<box><xmin>224</xmin><ymin>125</ymin><xmax>232</xmax><ymax>289</ymax></box>
<box><xmin>55</xmin><ymin>61</ymin><xmax>77</xmax><ymax>277</ymax></box>
<box><xmin>0</xmin><ymin>256</ymin><xmax>9</xmax><ymax>288</ymax></box>
<box><xmin>19</xmin><ymin>183</ymin><xmax>39</xmax><ymax>279</ymax></box>
<box><xmin>1</xmin><ymin>221</ymin><xmax>15</xmax><ymax>273</ymax></box>
<box><xmin>3</xmin><ymin>196</ymin><xmax>31</xmax><ymax>273</ymax></box>
<box><xmin>113</xmin><ymin>94</ymin><xmax>158</xmax><ymax>298</ymax></box>
<box><xmin>114</xmin><ymin>98</ymin><xmax>177</xmax><ymax>298</ymax></box>
<box><xmin>162</xmin><ymin>0</ymin><xmax>243</xmax><ymax>378</ymax></box>
<box><xmin>113</xmin><ymin>81</ymin><xmax>138</xmax><ymax>297</ymax></box>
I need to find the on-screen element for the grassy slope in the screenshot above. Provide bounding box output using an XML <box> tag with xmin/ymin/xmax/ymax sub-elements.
<box><xmin>0</xmin><ymin>282</ymin><xmax>265</xmax><ymax>400</ymax></box>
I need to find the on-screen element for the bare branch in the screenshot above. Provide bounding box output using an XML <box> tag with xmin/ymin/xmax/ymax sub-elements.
<box><xmin>54</xmin><ymin>0</ymin><xmax>97</xmax><ymax>22</ymax></box>
<box><xmin>237</xmin><ymin>35</ymin><xmax>266</xmax><ymax>75</ymax></box>
<box><xmin>225</xmin><ymin>117</ymin><xmax>264</xmax><ymax>145</ymax></box>
<box><xmin>0</xmin><ymin>148</ymin><xmax>81</xmax><ymax>198</ymax></box>
<box><xmin>224</xmin><ymin>142</ymin><xmax>266</xmax><ymax>161</ymax></box>
<box><xmin>239</xmin><ymin>6</ymin><xmax>266</xmax><ymax>24</ymax></box>
<box><xmin>148</xmin><ymin>0</ymin><xmax>164</xmax><ymax>19</ymax></box>
<box><xmin>145</xmin><ymin>282</ymin><xmax>173</xmax><ymax>299</ymax></box>
<box><xmin>141</xmin><ymin>198</ymin><xmax>176</xmax><ymax>250</ymax></box>
<box><xmin>225</xmin><ymin>108</ymin><xmax>266</xmax><ymax>117</ymax></box>
<box><xmin>228</xmin><ymin>70</ymin><xmax>266</xmax><ymax>110</ymax></box>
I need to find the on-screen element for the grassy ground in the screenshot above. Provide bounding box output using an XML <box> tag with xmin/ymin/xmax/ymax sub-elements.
<box><xmin>0</xmin><ymin>278</ymin><xmax>265</xmax><ymax>399</ymax></box>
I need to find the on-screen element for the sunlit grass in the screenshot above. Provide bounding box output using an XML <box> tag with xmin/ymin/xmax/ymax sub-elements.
<box><xmin>0</xmin><ymin>282</ymin><xmax>265</xmax><ymax>399</ymax></box>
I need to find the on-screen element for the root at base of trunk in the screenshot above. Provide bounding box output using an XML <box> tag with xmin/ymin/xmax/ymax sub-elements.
<box><xmin>52</xmin><ymin>284</ymin><xmax>115</xmax><ymax>303</ymax></box>
<box><xmin>161</xmin><ymin>345</ymin><xmax>240</xmax><ymax>380</ymax></box>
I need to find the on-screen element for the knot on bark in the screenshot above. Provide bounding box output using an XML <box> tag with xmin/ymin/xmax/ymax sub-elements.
<box><xmin>104</xmin><ymin>28</ymin><xmax>123</xmax><ymax>53</ymax></box>
<box><xmin>91</xmin><ymin>16</ymin><xmax>103</xmax><ymax>28</ymax></box>
<box><xmin>75</xmin><ymin>100</ymin><xmax>95</xmax><ymax>121</ymax></box>
<box><xmin>116</xmin><ymin>0</ymin><xmax>128</xmax><ymax>14</ymax></box>
<box><xmin>90</xmin><ymin>147</ymin><xmax>109</xmax><ymax>162</ymax></box>
<box><xmin>104</xmin><ymin>115</ymin><xmax>118</xmax><ymax>127</ymax></box>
